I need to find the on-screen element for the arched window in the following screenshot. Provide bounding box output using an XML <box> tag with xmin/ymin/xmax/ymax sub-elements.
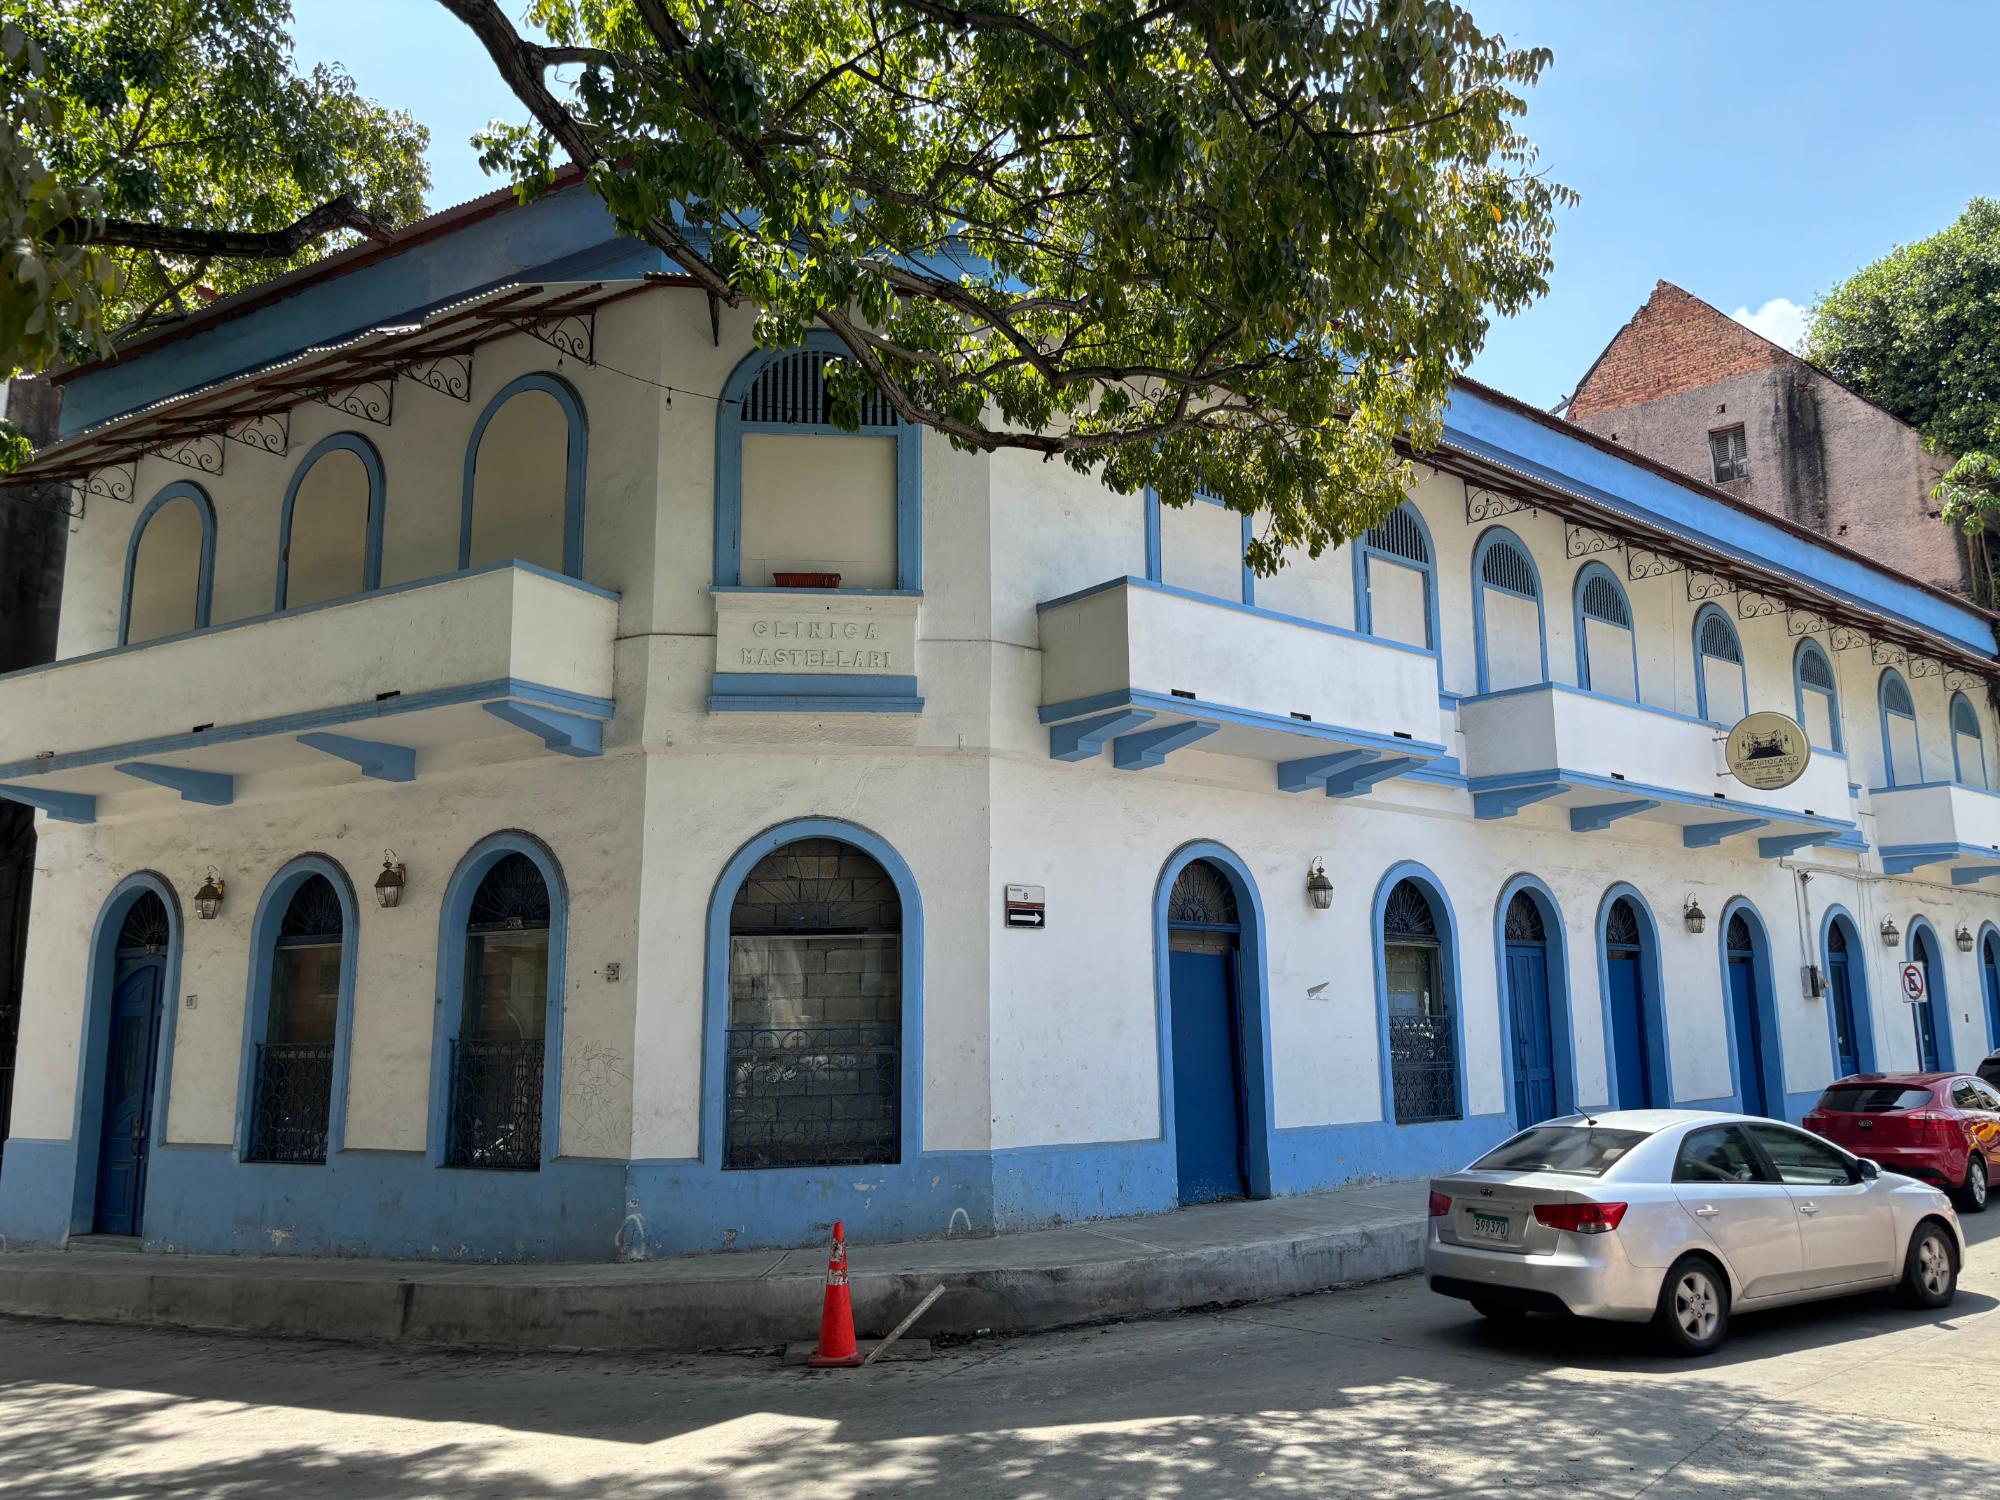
<box><xmin>1693</xmin><ymin>604</ymin><xmax>1746</xmax><ymax>724</ymax></box>
<box><xmin>444</xmin><ymin>850</ymin><xmax>554</xmax><ymax>1170</ymax></box>
<box><xmin>245</xmin><ymin>869</ymin><xmax>347</xmax><ymax>1164</ymax></box>
<box><xmin>1574</xmin><ymin>562</ymin><xmax>1638</xmax><ymax>699</ymax></box>
<box><xmin>715</xmin><ymin>339</ymin><xmax>922</xmax><ymax>591</ymax></box>
<box><xmin>1472</xmin><ymin>528</ymin><xmax>1545</xmax><ymax>693</ymax></box>
<box><xmin>1381</xmin><ymin>876</ymin><xmax>1459</xmax><ymax>1124</ymax></box>
<box><xmin>1794</xmin><ymin>638</ymin><xmax>1842</xmax><ymax>751</ymax></box>
<box><xmin>1952</xmin><ymin>692</ymin><xmax>1986</xmax><ymax>788</ymax></box>
<box><xmin>276</xmin><ymin>434</ymin><xmax>384</xmax><ymax>609</ymax></box>
<box><xmin>725</xmin><ymin>837</ymin><xmax>903</xmax><ymax>1168</ymax></box>
<box><xmin>1879</xmin><ymin>669</ymin><xmax>1920</xmax><ymax>787</ymax></box>
<box><xmin>1354</xmin><ymin>503</ymin><xmax>1435</xmax><ymax>651</ymax></box>
<box><xmin>461</xmin><ymin>372</ymin><xmax>588</xmax><ymax>577</ymax></box>
<box><xmin>120</xmin><ymin>482</ymin><xmax>216</xmax><ymax>645</ymax></box>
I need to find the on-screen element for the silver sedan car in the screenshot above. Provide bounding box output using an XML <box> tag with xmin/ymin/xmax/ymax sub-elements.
<box><xmin>1426</xmin><ymin>1109</ymin><xmax>1964</xmax><ymax>1354</ymax></box>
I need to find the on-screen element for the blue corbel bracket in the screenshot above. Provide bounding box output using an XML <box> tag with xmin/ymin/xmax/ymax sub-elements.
<box><xmin>1682</xmin><ymin>818</ymin><xmax>1770</xmax><ymax>850</ymax></box>
<box><xmin>1326</xmin><ymin>754</ymin><xmax>1426</xmax><ymax>799</ymax></box>
<box><xmin>1049</xmin><ymin>709</ymin><xmax>1155</xmax><ymax>763</ymax></box>
<box><xmin>1473</xmin><ymin>783</ymin><xmax>1565</xmax><ymax>820</ymax></box>
<box><xmin>0</xmin><ymin>784</ymin><xmax>96</xmax><ymax>823</ymax></box>
<box><xmin>1570</xmin><ymin>799</ymin><xmax>1661</xmax><ymax>833</ymax></box>
<box><xmin>1883</xmin><ymin>849</ymin><xmax>1955</xmax><ymax>876</ymax></box>
<box><xmin>1952</xmin><ymin>866</ymin><xmax>2000</xmax><ymax>886</ymax></box>
<box><xmin>297</xmin><ymin>731</ymin><xmax>417</xmax><ymax>783</ymax></box>
<box><xmin>114</xmin><ymin>761</ymin><xmax>234</xmax><ymax>806</ymax></box>
<box><xmin>1758</xmin><ymin>832</ymin><xmax>1825</xmax><ymax>860</ymax></box>
<box><xmin>483</xmin><ymin>700</ymin><xmax>604</xmax><ymax>758</ymax></box>
<box><xmin>1112</xmin><ymin>720</ymin><xmax>1218</xmax><ymax>770</ymax></box>
<box><xmin>1276</xmin><ymin>749</ymin><xmax>1374</xmax><ymax>793</ymax></box>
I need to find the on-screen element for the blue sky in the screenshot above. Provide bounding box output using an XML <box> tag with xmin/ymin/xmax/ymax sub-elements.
<box><xmin>295</xmin><ymin>1</ymin><xmax>2000</xmax><ymax>409</ymax></box>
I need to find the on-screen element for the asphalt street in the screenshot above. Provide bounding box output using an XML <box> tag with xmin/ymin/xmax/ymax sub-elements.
<box><xmin>3</xmin><ymin>1209</ymin><xmax>1998</xmax><ymax>1499</ymax></box>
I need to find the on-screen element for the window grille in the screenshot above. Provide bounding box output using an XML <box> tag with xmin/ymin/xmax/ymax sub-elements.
<box><xmin>1883</xmin><ymin>672</ymin><xmax>1915</xmax><ymax>716</ymax></box>
<box><xmin>1954</xmin><ymin>694</ymin><xmax>1982</xmax><ymax>739</ymax></box>
<box><xmin>1168</xmin><ymin>860</ymin><xmax>1239</xmax><ymax>927</ymax></box>
<box><xmin>1726</xmin><ymin>913</ymin><xmax>1753</xmax><ymax>952</ymax></box>
<box><xmin>1365</xmin><ymin>505</ymin><xmax>1429</xmax><ymax>565</ymax></box>
<box><xmin>1698</xmin><ymin>612</ymin><xmax>1742</xmax><ymax>663</ymax></box>
<box><xmin>117</xmin><ymin>892</ymin><xmax>171</xmax><ymax>954</ymax></box>
<box><xmin>248</xmin><ymin>873</ymin><xmax>343</xmax><ymax>1164</ymax></box>
<box><xmin>1579</xmin><ymin>570</ymin><xmax>1632</xmax><ymax>627</ymax></box>
<box><xmin>1383</xmin><ymin>879</ymin><xmax>1457</xmax><ymax>1124</ymax></box>
<box><xmin>1383</xmin><ymin>879</ymin><xmax>1439</xmax><ymax>941</ymax></box>
<box><xmin>247</xmin><ymin>1042</ymin><xmax>335</xmax><ymax>1163</ymax></box>
<box><xmin>1480</xmin><ymin>539</ymin><xmax>1537</xmax><ymax>598</ymax></box>
<box><xmin>1504</xmin><ymin>892</ymin><xmax>1545</xmax><ymax>943</ymax></box>
<box><xmin>1708</xmin><ymin>426</ymin><xmax>1749</xmax><ymax>483</ymax></box>
<box><xmin>1798</xmin><ymin>642</ymin><xmax>1836</xmax><ymax>693</ymax></box>
<box><xmin>445</xmin><ymin>1038</ymin><xmax>544</xmax><ymax>1170</ymax></box>
<box><xmin>741</xmin><ymin>350</ymin><xmax>899</xmax><ymax>428</ymax></box>
<box><xmin>468</xmin><ymin>853</ymin><xmax>551</xmax><ymax>932</ymax></box>
<box><xmin>280</xmin><ymin>875</ymin><xmax>343</xmax><ymax>940</ymax></box>
<box><xmin>1605</xmin><ymin>898</ymin><xmax>1642</xmax><ymax>950</ymax></box>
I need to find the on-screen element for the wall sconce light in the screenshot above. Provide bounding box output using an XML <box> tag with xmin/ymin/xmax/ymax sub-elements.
<box><xmin>374</xmin><ymin>850</ymin><xmax>407</xmax><ymax>909</ymax></box>
<box><xmin>1956</xmin><ymin>923</ymin><xmax>1975</xmax><ymax>953</ymax></box>
<box><xmin>1880</xmin><ymin>916</ymin><xmax>1901</xmax><ymax>949</ymax></box>
<box><xmin>1306</xmin><ymin>858</ymin><xmax>1334</xmax><ymax>911</ymax></box>
<box><xmin>193</xmin><ymin>866</ymin><xmax>225</xmax><ymax>921</ymax></box>
<box><xmin>1682</xmin><ymin>895</ymin><xmax>1706</xmax><ymax>935</ymax></box>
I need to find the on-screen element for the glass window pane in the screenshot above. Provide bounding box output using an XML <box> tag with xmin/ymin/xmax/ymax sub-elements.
<box><xmin>271</xmin><ymin>941</ymin><xmax>341</xmax><ymax>1043</ymax></box>
<box><xmin>1673</xmin><ymin>1125</ymin><xmax>1772</xmax><ymax>1183</ymax></box>
<box><xmin>1471</xmin><ymin>1125</ymin><xmax>1650</xmax><ymax>1177</ymax></box>
<box><xmin>467</xmin><ymin>931</ymin><xmax>549</xmax><ymax>1040</ymax></box>
<box><xmin>1386</xmin><ymin>943</ymin><xmax>1442</xmax><ymax>1015</ymax></box>
<box><xmin>1746</xmin><ymin>1123</ymin><xmax>1852</xmax><ymax>1186</ymax></box>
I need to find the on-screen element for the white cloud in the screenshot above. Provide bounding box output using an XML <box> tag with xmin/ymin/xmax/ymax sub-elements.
<box><xmin>1730</xmin><ymin>296</ymin><xmax>1809</xmax><ymax>353</ymax></box>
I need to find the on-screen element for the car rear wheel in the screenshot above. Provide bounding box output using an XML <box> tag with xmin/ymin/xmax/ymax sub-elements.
<box><xmin>1954</xmin><ymin>1154</ymin><xmax>1988</xmax><ymax>1214</ymax></box>
<box><xmin>1899</xmin><ymin>1222</ymin><xmax>1958</xmax><ymax>1308</ymax></box>
<box><xmin>1653</xmin><ymin>1255</ymin><xmax>1730</xmax><ymax>1357</ymax></box>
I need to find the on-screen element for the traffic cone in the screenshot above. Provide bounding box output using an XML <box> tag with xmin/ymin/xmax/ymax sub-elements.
<box><xmin>806</xmin><ymin>1220</ymin><xmax>866</xmax><ymax>1367</ymax></box>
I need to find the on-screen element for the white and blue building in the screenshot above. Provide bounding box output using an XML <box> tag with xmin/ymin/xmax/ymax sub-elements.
<box><xmin>1</xmin><ymin>182</ymin><xmax>1999</xmax><ymax>1261</ymax></box>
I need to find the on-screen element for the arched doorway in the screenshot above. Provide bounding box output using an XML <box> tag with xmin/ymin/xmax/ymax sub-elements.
<box><xmin>1503</xmin><ymin>890</ymin><xmax>1559</xmax><ymax>1128</ymax></box>
<box><xmin>1824</xmin><ymin>914</ymin><xmax>1869</xmax><ymax>1078</ymax></box>
<box><xmin>1910</xmin><ymin>921</ymin><xmax>1947</xmax><ymax>1071</ymax></box>
<box><xmin>1982</xmin><ymin>929</ymin><xmax>2000</xmax><ymax>1055</ymax></box>
<box><xmin>1603</xmin><ymin>894</ymin><xmax>1666</xmax><ymax>1108</ymax></box>
<box><xmin>93</xmin><ymin>891</ymin><xmax>171</xmax><ymax>1236</ymax></box>
<box><xmin>1165</xmin><ymin>859</ymin><xmax>1248</xmax><ymax>1204</ymax></box>
<box><xmin>1725</xmin><ymin>909</ymin><xmax>1778</xmax><ymax>1117</ymax></box>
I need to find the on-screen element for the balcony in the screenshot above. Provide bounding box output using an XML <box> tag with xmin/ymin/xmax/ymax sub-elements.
<box><xmin>1871</xmin><ymin>781</ymin><xmax>2000</xmax><ymax>886</ymax></box>
<box><xmin>1035</xmin><ymin>577</ymin><xmax>1448</xmax><ymax>790</ymax></box>
<box><xmin>1460</xmin><ymin>683</ymin><xmax>1859</xmax><ymax>855</ymax></box>
<box><xmin>0</xmin><ymin>562</ymin><xmax>618</xmax><ymax>822</ymax></box>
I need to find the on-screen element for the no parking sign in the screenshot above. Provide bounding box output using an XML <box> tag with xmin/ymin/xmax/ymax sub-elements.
<box><xmin>1899</xmin><ymin>961</ymin><xmax>1928</xmax><ymax>1005</ymax></box>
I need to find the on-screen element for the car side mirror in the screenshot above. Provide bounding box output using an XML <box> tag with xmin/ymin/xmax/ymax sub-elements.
<box><xmin>1852</xmin><ymin>1158</ymin><xmax>1881</xmax><ymax>1183</ymax></box>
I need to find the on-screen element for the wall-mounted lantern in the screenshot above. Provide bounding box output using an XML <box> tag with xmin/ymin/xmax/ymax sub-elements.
<box><xmin>1682</xmin><ymin>895</ymin><xmax>1706</xmax><ymax>935</ymax></box>
<box><xmin>193</xmin><ymin>867</ymin><xmax>225</xmax><ymax>921</ymax></box>
<box><xmin>1880</xmin><ymin>916</ymin><xmax>1901</xmax><ymax>949</ymax></box>
<box><xmin>1956</xmin><ymin>922</ymin><xmax>1975</xmax><ymax>953</ymax></box>
<box><xmin>374</xmin><ymin>849</ymin><xmax>407</xmax><ymax>910</ymax></box>
<box><xmin>1306</xmin><ymin>858</ymin><xmax>1334</xmax><ymax>911</ymax></box>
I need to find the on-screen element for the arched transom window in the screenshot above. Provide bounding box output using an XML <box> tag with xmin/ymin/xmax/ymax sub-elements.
<box><xmin>1356</xmin><ymin>504</ymin><xmax>1434</xmax><ymax>650</ymax></box>
<box><xmin>1473</xmin><ymin>531</ymin><xmax>1544</xmax><ymax>693</ymax></box>
<box><xmin>445</xmin><ymin>852</ymin><xmax>552</xmax><ymax>1171</ymax></box>
<box><xmin>1694</xmin><ymin>605</ymin><xmax>1747</xmax><ymax>724</ymax></box>
<box><xmin>726</xmin><ymin>837</ymin><xmax>903</xmax><ymax>1169</ymax></box>
<box><xmin>247</xmin><ymin>874</ymin><xmax>343</xmax><ymax>1164</ymax></box>
<box><xmin>1794</xmin><ymin>639</ymin><xmax>1841</xmax><ymax>751</ymax></box>
<box><xmin>1575</xmin><ymin>562</ymin><xmax>1637</xmax><ymax>699</ymax></box>
<box><xmin>1382</xmin><ymin>878</ymin><xmax>1458</xmax><ymax>1125</ymax></box>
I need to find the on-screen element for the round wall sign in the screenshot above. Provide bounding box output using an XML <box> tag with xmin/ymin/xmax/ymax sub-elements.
<box><xmin>1724</xmin><ymin>711</ymin><xmax>1811</xmax><ymax>791</ymax></box>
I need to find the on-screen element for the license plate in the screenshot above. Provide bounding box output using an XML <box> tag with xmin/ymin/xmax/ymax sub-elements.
<box><xmin>1469</xmin><ymin>1211</ymin><xmax>1510</xmax><ymax>1241</ymax></box>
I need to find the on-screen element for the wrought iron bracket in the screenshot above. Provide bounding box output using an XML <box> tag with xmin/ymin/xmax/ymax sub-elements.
<box><xmin>1908</xmin><ymin>653</ymin><xmax>1942</xmax><ymax>680</ymax></box>
<box><xmin>1686</xmin><ymin>568</ymin><xmax>1736</xmax><ymax>602</ymax></box>
<box><xmin>518</xmin><ymin>309</ymin><xmax>594</xmax><ymax>363</ymax></box>
<box><xmin>1786</xmin><ymin>606</ymin><xmax>1832</xmax><ymax>637</ymax></box>
<box><xmin>1465</xmin><ymin>486</ymin><xmax>1530</xmax><ymax>525</ymax></box>
<box><xmin>155</xmin><ymin>431</ymin><xmax>225</xmax><ymax>476</ymax></box>
<box><xmin>1947</xmin><ymin>669</ymin><xmax>1986</xmax><ymax>693</ymax></box>
<box><xmin>1830</xmin><ymin>624</ymin><xmax>1870</xmax><ymax>652</ymax></box>
<box><xmin>1626</xmin><ymin>546</ymin><xmax>1683</xmax><ymax>580</ymax></box>
<box><xmin>406</xmin><ymin>354</ymin><xmax>473</xmax><ymax>402</ymax></box>
<box><xmin>1564</xmin><ymin>522</ymin><xmax>1620</xmax><ymax>560</ymax></box>
<box><xmin>224</xmin><ymin>410</ymin><xmax>289</xmax><ymax>458</ymax></box>
<box><xmin>315</xmin><ymin>378</ymin><xmax>394</xmax><ymax>426</ymax></box>
<box><xmin>1736</xmin><ymin>589</ymin><xmax>1784</xmax><ymax>620</ymax></box>
<box><xmin>1871</xmin><ymin>639</ymin><xmax>1909</xmax><ymax>669</ymax></box>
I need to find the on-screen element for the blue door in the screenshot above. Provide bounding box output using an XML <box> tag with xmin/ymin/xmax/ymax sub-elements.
<box><xmin>1728</xmin><ymin>955</ymin><xmax>1770</xmax><ymax>1116</ymax></box>
<box><xmin>1507</xmin><ymin>941</ymin><xmax>1557</xmax><ymax>1128</ymax></box>
<box><xmin>1827</xmin><ymin>944</ymin><xmax>1861</xmax><ymax>1078</ymax></box>
<box><xmin>1169</xmin><ymin>948</ymin><xmax>1246</xmax><ymax>1204</ymax></box>
<box><xmin>1606</xmin><ymin>952</ymin><xmax>1650</xmax><ymax>1107</ymax></box>
<box><xmin>1983</xmin><ymin>936</ymin><xmax>2000</xmax><ymax>1055</ymax></box>
<box><xmin>93</xmin><ymin>957</ymin><xmax>164</xmax><ymax>1236</ymax></box>
<box><xmin>1912</xmin><ymin>934</ymin><xmax>1943</xmax><ymax>1071</ymax></box>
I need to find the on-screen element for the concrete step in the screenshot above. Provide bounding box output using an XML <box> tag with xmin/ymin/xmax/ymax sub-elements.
<box><xmin>0</xmin><ymin>1182</ymin><xmax>1429</xmax><ymax>1353</ymax></box>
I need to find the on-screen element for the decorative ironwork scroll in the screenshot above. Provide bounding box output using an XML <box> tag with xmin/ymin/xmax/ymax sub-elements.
<box><xmin>224</xmin><ymin>411</ymin><xmax>288</xmax><ymax>458</ymax></box>
<box><xmin>1625</xmin><ymin>546</ymin><xmax>1684</xmax><ymax>580</ymax></box>
<box><xmin>520</xmin><ymin>310</ymin><xmax>594</xmax><ymax>363</ymax></box>
<box><xmin>724</xmin><ymin>1024</ymin><xmax>901</xmax><ymax>1169</ymax></box>
<box><xmin>83</xmin><ymin>463</ymin><xmax>136</xmax><ymax>505</ymax></box>
<box><xmin>1388</xmin><ymin>1015</ymin><xmax>1459</xmax><ymax>1125</ymax></box>
<box><xmin>444</xmin><ymin>1039</ymin><xmax>544</xmax><ymax>1170</ymax></box>
<box><xmin>315</xmin><ymin>378</ymin><xmax>394</xmax><ymax>426</ymax></box>
<box><xmin>406</xmin><ymin>354</ymin><xmax>473</xmax><ymax>401</ymax></box>
<box><xmin>1736</xmin><ymin>589</ymin><xmax>1784</xmax><ymax>620</ymax></box>
<box><xmin>1908</xmin><ymin>653</ymin><xmax>1943</xmax><ymax>680</ymax></box>
<box><xmin>1464</xmin><ymin>487</ymin><xmax>1529</xmax><ymax>525</ymax></box>
<box><xmin>1871</xmin><ymin>639</ymin><xmax>1909</xmax><ymax>669</ymax></box>
<box><xmin>1565</xmin><ymin>522</ymin><xmax>1620</xmax><ymax>560</ymax></box>
<box><xmin>1686</xmin><ymin>568</ymin><xmax>1736</xmax><ymax>602</ymax></box>
<box><xmin>1830</xmin><ymin>625</ymin><xmax>1870</xmax><ymax>652</ymax></box>
<box><xmin>1786</xmin><ymin>606</ymin><xmax>1833</xmax><ymax>637</ymax></box>
<box><xmin>246</xmin><ymin>1043</ymin><xmax>334</xmax><ymax>1164</ymax></box>
<box><xmin>154</xmin><ymin>431</ymin><xmax>224</xmax><ymax>475</ymax></box>
<box><xmin>1948</xmin><ymin>669</ymin><xmax>1986</xmax><ymax>694</ymax></box>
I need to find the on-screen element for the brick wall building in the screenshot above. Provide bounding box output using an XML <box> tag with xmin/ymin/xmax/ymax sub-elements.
<box><xmin>1567</xmin><ymin>281</ymin><xmax>1966</xmax><ymax>597</ymax></box>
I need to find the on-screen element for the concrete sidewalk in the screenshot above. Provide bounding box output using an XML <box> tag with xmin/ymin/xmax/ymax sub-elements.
<box><xmin>0</xmin><ymin>1180</ymin><xmax>1426</xmax><ymax>1353</ymax></box>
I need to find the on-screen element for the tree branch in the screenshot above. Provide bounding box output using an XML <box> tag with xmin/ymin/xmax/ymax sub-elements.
<box><xmin>74</xmin><ymin>194</ymin><xmax>393</xmax><ymax>258</ymax></box>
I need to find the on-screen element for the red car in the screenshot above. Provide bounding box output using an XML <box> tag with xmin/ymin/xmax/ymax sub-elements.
<box><xmin>1804</xmin><ymin>1072</ymin><xmax>2000</xmax><ymax>1213</ymax></box>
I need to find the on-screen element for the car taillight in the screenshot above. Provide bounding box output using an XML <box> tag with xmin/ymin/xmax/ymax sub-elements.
<box><xmin>1533</xmin><ymin>1201</ymin><xmax>1628</xmax><ymax>1234</ymax></box>
<box><xmin>1428</xmin><ymin>1191</ymin><xmax>1453</xmax><ymax>1217</ymax></box>
<box><xmin>1910</xmin><ymin>1112</ymin><xmax>1952</xmax><ymax>1140</ymax></box>
<box><xmin>1803</xmin><ymin>1111</ymin><xmax>1827</xmax><ymax>1127</ymax></box>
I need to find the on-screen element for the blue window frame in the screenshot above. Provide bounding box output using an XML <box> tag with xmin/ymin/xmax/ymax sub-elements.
<box><xmin>1692</xmin><ymin>603</ymin><xmax>1746</xmax><ymax>724</ymax></box>
<box><xmin>1572</xmin><ymin>561</ymin><xmax>1639</xmax><ymax>699</ymax></box>
<box><xmin>1879</xmin><ymin>668</ymin><xmax>1921</xmax><ymax>787</ymax></box>
<box><xmin>1373</xmin><ymin>866</ymin><xmax>1464</xmax><ymax>1125</ymax></box>
<box><xmin>1792</xmin><ymin>637</ymin><xmax>1842</xmax><ymax>751</ymax></box>
<box><xmin>1470</xmin><ymin>527</ymin><xmax>1546</xmax><ymax>693</ymax></box>
<box><xmin>275</xmin><ymin>433</ymin><xmax>386</xmax><ymax>610</ymax></box>
<box><xmin>1143</xmin><ymin>487</ymin><xmax>1255</xmax><ymax>605</ymax></box>
<box><xmin>459</xmin><ymin>372</ymin><xmax>589</xmax><ymax>579</ymax></box>
<box><xmin>119</xmin><ymin>481</ymin><xmax>217</xmax><ymax>646</ymax></box>
<box><xmin>1352</xmin><ymin>503</ymin><xmax>1437</xmax><ymax>651</ymax></box>
<box><xmin>1952</xmin><ymin>691</ymin><xmax>1987</xmax><ymax>788</ymax></box>
<box><xmin>713</xmin><ymin>335</ymin><xmax>923</xmax><ymax>591</ymax></box>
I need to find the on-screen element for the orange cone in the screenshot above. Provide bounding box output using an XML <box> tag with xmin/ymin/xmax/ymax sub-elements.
<box><xmin>806</xmin><ymin>1220</ymin><xmax>866</xmax><ymax>1367</ymax></box>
